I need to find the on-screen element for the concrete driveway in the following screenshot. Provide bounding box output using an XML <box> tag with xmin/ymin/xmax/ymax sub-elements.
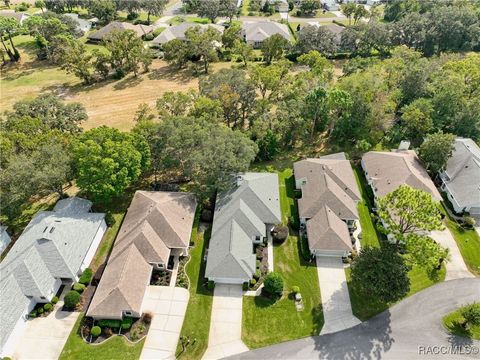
<box><xmin>430</xmin><ymin>229</ymin><xmax>474</xmax><ymax>280</ymax></box>
<box><xmin>140</xmin><ymin>286</ymin><xmax>189</xmax><ymax>360</ymax></box>
<box><xmin>203</xmin><ymin>284</ymin><xmax>248</xmax><ymax>360</ymax></box>
<box><xmin>316</xmin><ymin>256</ymin><xmax>361</xmax><ymax>335</ymax></box>
<box><xmin>13</xmin><ymin>303</ymin><xmax>79</xmax><ymax>360</ymax></box>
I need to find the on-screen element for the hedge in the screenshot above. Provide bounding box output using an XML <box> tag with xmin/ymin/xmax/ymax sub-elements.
<box><xmin>98</xmin><ymin>317</ymin><xmax>133</xmax><ymax>329</ymax></box>
<box><xmin>78</xmin><ymin>268</ymin><xmax>93</xmax><ymax>285</ymax></box>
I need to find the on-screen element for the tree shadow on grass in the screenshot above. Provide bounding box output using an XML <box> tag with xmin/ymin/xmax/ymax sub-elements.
<box><xmin>253</xmin><ymin>295</ymin><xmax>277</xmax><ymax>308</ymax></box>
<box><xmin>113</xmin><ymin>74</ymin><xmax>144</xmax><ymax>90</ymax></box>
<box><xmin>147</xmin><ymin>63</ymin><xmax>199</xmax><ymax>84</ymax></box>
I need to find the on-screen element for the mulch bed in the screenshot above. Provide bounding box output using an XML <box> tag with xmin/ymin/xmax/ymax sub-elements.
<box><xmin>80</xmin><ymin>284</ymin><xmax>97</xmax><ymax>312</ymax></box>
<box><xmin>150</xmin><ymin>269</ymin><xmax>172</xmax><ymax>286</ymax></box>
<box><xmin>82</xmin><ymin>316</ymin><xmax>151</xmax><ymax>344</ymax></box>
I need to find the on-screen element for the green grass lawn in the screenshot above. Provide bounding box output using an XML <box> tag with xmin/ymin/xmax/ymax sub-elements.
<box><xmin>242</xmin><ymin>168</ymin><xmax>323</xmax><ymax>349</ymax></box>
<box><xmin>90</xmin><ymin>212</ymin><xmax>125</xmax><ymax>271</ymax></box>
<box><xmin>176</xmin><ymin>216</ymin><xmax>214</xmax><ymax>360</ymax></box>
<box><xmin>443</xmin><ymin>307</ymin><xmax>480</xmax><ymax>341</ymax></box>
<box><xmin>442</xmin><ymin>209</ymin><xmax>480</xmax><ymax>276</ymax></box>
<box><xmin>59</xmin><ymin>315</ymin><xmax>145</xmax><ymax>360</ymax></box>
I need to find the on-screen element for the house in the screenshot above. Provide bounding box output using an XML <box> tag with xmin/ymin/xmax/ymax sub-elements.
<box><xmin>361</xmin><ymin>150</ymin><xmax>442</xmax><ymax>201</ymax></box>
<box><xmin>300</xmin><ymin>22</ymin><xmax>345</xmax><ymax>43</ymax></box>
<box><xmin>294</xmin><ymin>153</ymin><xmax>361</xmax><ymax>257</ymax></box>
<box><xmin>322</xmin><ymin>0</ymin><xmax>339</xmax><ymax>11</ymax></box>
<box><xmin>241</xmin><ymin>21</ymin><xmax>291</xmax><ymax>48</ymax></box>
<box><xmin>87</xmin><ymin>191</ymin><xmax>197</xmax><ymax>320</ymax></box>
<box><xmin>205</xmin><ymin>173</ymin><xmax>281</xmax><ymax>284</ymax></box>
<box><xmin>0</xmin><ymin>10</ymin><xmax>30</xmax><ymax>24</ymax></box>
<box><xmin>440</xmin><ymin>138</ymin><xmax>480</xmax><ymax>216</ymax></box>
<box><xmin>0</xmin><ymin>198</ymin><xmax>106</xmax><ymax>357</ymax></box>
<box><xmin>152</xmin><ymin>22</ymin><xmax>224</xmax><ymax>46</ymax></box>
<box><xmin>64</xmin><ymin>13</ymin><xmax>92</xmax><ymax>34</ymax></box>
<box><xmin>0</xmin><ymin>226</ymin><xmax>11</xmax><ymax>253</ymax></box>
<box><xmin>87</xmin><ymin>21</ymin><xmax>153</xmax><ymax>42</ymax></box>
<box><xmin>261</xmin><ymin>0</ymin><xmax>289</xmax><ymax>12</ymax></box>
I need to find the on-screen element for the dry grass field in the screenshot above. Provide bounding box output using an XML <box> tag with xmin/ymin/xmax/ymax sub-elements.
<box><xmin>1</xmin><ymin>36</ymin><xmax>230</xmax><ymax>130</ymax></box>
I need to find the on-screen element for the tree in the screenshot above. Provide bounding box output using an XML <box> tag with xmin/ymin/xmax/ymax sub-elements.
<box><xmin>190</xmin><ymin>96</ymin><xmax>224</xmax><ymax>122</ymax></box>
<box><xmin>6</xmin><ymin>93</ymin><xmax>87</xmax><ymax>134</ymax></box>
<box><xmin>297</xmin><ymin>50</ymin><xmax>333</xmax><ymax>82</ymax></box>
<box><xmin>156</xmin><ymin>90</ymin><xmax>196</xmax><ymax>119</ymax></box>
<box><xmin>340</xmin><ymin>3</ymin><xmax>356</xmax><ymax>25</ymax></box>
<box><xmin>0</xmin><ymin>17</ymin><xmax>20</xmax><ymax>62</ymax></box>
<box><xmin>185</xmin><ymin>26</ymin><xmax>221</xmax><ymax>74</ymax></box>
<box><xmin>197</xmin><ymin>0</ymin><xmax>220</xmax><ymax>23</ymax></box>
<box><xmin>418</xmin><ymin>132</ymin><xmax>456</xmax><ymax>173</ymax></box>
<box><xmin>221</xmin><ymin>22</ymin><xmax>241</xmax><ymax>49</ymax></box>
<box><xmin>263</xmin><ymin>272</ymin><xmax>284</xmax><ymax>298</ymax></box>
<box><xmin>89</xmin><ymin>0</ymin><xmax>117</xmax><ymax>23</ymax></box>
<box><xmin>51</xmin><ymin>35</ymin><xmax>94</xmax><ymax>84</ymax></box>
<box><xmin>64</xmin><ymin>290</ymin><xmax>81</xmax><ymax>309</ymax></box>
<box><xmin>377</xmin><ymin>185</ymin><xmax>443</xmax><ymax>242</ymax></box>
<box><xmin>255</xmin><ymin>129</ymin><xmax>279</xmax><ymax>161</ymax></box>
<box><xmin>72</xmin><ymin>126</ymin><xmax>151</xmax><ymax>203</ymax></box>
<box><xmin>233</xmin><ymin>39</ymin><xmax>253</xmax><ymax>67</ymax></box>
<box><xmin>104</xmin><ymin>29</ymin><xmax>152</xmax><ymax>77</ymax></box>
<box><xmin>296</xmin><ymin>25</ymin><xmax>338</xmax><ymax>56</ymax></box>
<box><xmin>163</xmin><ymin>38</ymin><xmax>191</xmax><ymax>68</ymax></box>
<box><xmin>353</xmin><ymin>5</ymin><xmax>368</xmax><ymax>25</ymax></box>
<box><xmin>400</xmin><ymin>98</ymin><xmax>433</xmax><ymax>144</ymax></box>
<box><xmin>249</xmin><ymin>60</ymin><xmax>291</xmax><ymax>100</ymax></box>
<box><xmin>142</xmin><ymin>0</ymin><xmax>167</xmax><ymax>24</ymax></box>
<box><xmin>299</xmin><ymin>0</ymin><xmax>320</xmax><ymax>16</ymax></box>
<box><xmin>350</xmin><ymin>246</ymin><xmax>411</xmax><ymax>303</ymax></box>
<box><xmin>404</xmin><ymin>234</ymin><xmax>448</xmax><ymax>272</ymax></box>
<box><xmin>35</xmin><ymin>0</ymin><xmax>45</xmax><ymax>12</ymax></box>
<box><xmin>220</xmin><ymin>0</ymin><xmax>238</xmax><ymax>22</ymax></box>
<box><xmin>24</xmin><ymin>15</ymin><xmax>72</xmax><ymax>59</ymax></box>
<box><xmin>460</xmin><ymin>303</ymin><xmax>480</xmax><ymax>330</ymax></box>
<box><xmin>260</xmin><ymin>34</ymin><xmax>289</xmax><ymax>65</ymax></box>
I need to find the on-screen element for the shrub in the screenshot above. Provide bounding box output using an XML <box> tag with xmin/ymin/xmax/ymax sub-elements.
<box><xmin>256</xmin><ymin>259</ymin><xmax>261</xmax><ymax>269</ymax></box>
<box><xmin>105</xmin><ymin>212</ymin><xmax>116</xmax><ymax>227</ymax></box>
<box><xmin>254</xmin><ymin>269</ymin><xmax>261</xmax><ymax>280</ymax></box>
<box><xmin>79</xmin><ymin>268</ymin><xmax>93</xmax><ymax>285</ymax></box>
<box><xmin>29</xmin><ymin>310</ymin><xmax>37</xmax><ymax>318</ymax></box>
<box><xmin>64</xmin><ymin>290</ymin><xmax>81</xmax><ymax>309</ymax></box>
<box><xmin>51</xmin><ymin>296</ymin><xmax>59</xmax><ymax>304</ymax></box>
<box><xmin>91</xmin><ymin>326</ymin><xmax>101</xmax><ymax>337</ymax></box>
<box><xmin>98</xmin><ymin>319</ymin><xmax>121</xmax><ymax>328</ymax></box>
<box><xmin>463</xmin><ymin>216</ymin><xmax>476</xmax><ymax>228</ymax></box>
<box><xmin>250</xmin><ymin>278</ymin><xmax>257</xmax><ymax>286</ymax></box>
<box><xmin>144</xmin><ymin>33</ymin><xmax>154</xmax><ymax>41</ymax></box>
<box><xmin>142</xmin><ymin>312</ymin><xmax>153</xmax><ymax>324</ymax></box>
<box><xmin>44</xmin><ymin>303</ymin><xmax>53</xmax><ymax>312</ymax></box>
<box><xmin>121</xmin><ymin>317</ymin><xmax>133</xmax><ymax>330</ymax></box>
<box><xmin>288</xmin><ymin>216</ymin><xmax>299</xmax><ymax>230</ymax></box>
<box><xmin>263</xmin><ymin>272</ymin><xmax>284</xmax><ymax>298</ymax></box>
<box><xmin>461</xmin><ymin>303</ymin><xmax>480</xmax><ymax>329</ymax></box>
<box><xmin>291</xmin><ymin>286</ymin><xmax>300</xmax><ymax>294</ymax></box>
<box><xmin>207</xmin><ymin>280</ymin><xmax>215</xmax><ymax>291</ymax></box>
<box><xmin>130</xmin><ymin>329</ymin><xmax>139</xmax><ymax>341</ymax></box>
<box><xmin>103</xmin><ymin>327</ymin><xmax>113</xmax><ymax>336</ymax></box>
<box><xmin>38</xmin><ymin>307</ymin><xmax>44</xmax><ymax>314</ymax></box>
<box><xmin>73</xmin><ymin>283</ymin><xmax>86</xmax><ymax>293</ymax></box>
<box><xmin>272</xmin><ymin>224</ymin><xmax>289</xmax><ymax>243</ymax></box>
<box><xmin>15</xmin><ymin>2</ymin><xmax>30</xmax><ymax>11</ymax></box>
<box><xmin>242</xmin><ymin>282</ymin><xmax>249</xmax><ymax>291</ymax></box>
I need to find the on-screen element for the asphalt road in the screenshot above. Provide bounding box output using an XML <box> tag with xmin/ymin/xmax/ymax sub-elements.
<box><xmin>228</xmin><ymin>278</ymin><xmax>480</xmax><ymax>360</ymax></box>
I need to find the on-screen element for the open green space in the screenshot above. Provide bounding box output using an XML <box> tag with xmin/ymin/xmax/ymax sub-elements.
<box><xmin>59</xmin><ymin>315</ymin><xmax>145</xmax><ymax>360</ymax></box>
<box><xmin>176</xmin><ymin>214</ymin><xmax>214</xmax><ymax>360</ymax></box>
<box><xmin>242</xmin><ymin>168</ymin><xmax>323</xmax><ymax>349</ymax></box>
<box><xmin>443</xmin><ymin>306</ymin><xmax>480</xmax><ymax>341</ymax></box>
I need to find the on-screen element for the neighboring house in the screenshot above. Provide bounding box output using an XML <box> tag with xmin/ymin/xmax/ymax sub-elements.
<box><xmin>0</xmin><ymin>198</ymin><xmax>106</xmax><ymax>358</ymax></box>
<box><xmin>87</xmin><ymin>21</ymin><xmax>153</xmax><ymax>42</ymax></box>
<box><xmin>152</xmin><ymin>22</ymin><xmax>224</xmax><ymax>46</ymax></box>
<box><xmin>361</xmin><ymin>150</ymin><xmax>442</xmax><ymax>201</ymax></box>
<box><xmin>64</xmin><ymin>13</ymin><xmax>92</xmax><ymax>34</ymax></box>
<box><xmin>294</xmin><ymin>153</ymin><xmax>361</xmax><ymax>257</ymax></box>
<box><xmin>440</xmin><ymin>138</ymin><xmax>480</xmax><ymax>215</ymax></box>
<box><xmin>87</xmin><ymin>191</ymin><xmax>197</xmax><ymax>320</ymax></box>
<box><xmin>241</xmin><ymin>21</ymin><xmax>291</xmax><ymax>48</ymax></box>
<box><xmin>0</xmin><ymin>10</ymin><xmax>30</xmax><ymax>24</ymax></box>
<box><xmin>322</xmin><ymin>0</ymin><xmax>339</xmax><ymax>11</ymax></box>
<box><xmin>205</xmin><ymin>173</ymin><xmax>281</xmax><ymax>284</ymax></box>
<box><xmin>0</xmin><ymin>226</ymin><xmax>11</xmax><ymax>253</ymax></box>
<box><xmin>301</xmin><ymin>22</ymin><xmax>345</xmax><ymax>43</ymax></box>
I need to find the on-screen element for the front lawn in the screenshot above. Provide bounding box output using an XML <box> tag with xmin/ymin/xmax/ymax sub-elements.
<box><xmin>443</xmin><ymin>306</ymin><xmax>480</xmax><ymax>341</ymax></box>
<box><xmin>176</xmin><ymin>216</ymin><xmax>214</xmax><ymax>360</ymax></box>
<box><xmin>59</xmin><ymin>315</ymin><xmax>145</xmax><ymax>360</ymax></box>
<box><xmin>241</xmin><ymin>169</ymin><xmax>323</xmax><ymax>349</ymax></box>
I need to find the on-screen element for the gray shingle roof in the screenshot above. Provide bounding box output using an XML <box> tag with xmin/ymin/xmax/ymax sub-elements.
<box><xmin>87</xmin><ymin>191</ymin><xmax>197</xmax><ymax>319</ymax></box>
<box><xmin>241</xmin><ymin>21</ymin><xmax>291</xmax><ymax>43</ymax></box>
<box><xmin>87</xmin><ymin>21</ymin><xmax>153</xmax><ymax>41</ymax></box>
<box><xmin>442</xmin><ymin>138</ymin><xmax>480</xmax><ymax>209</ymax></box>
<box><xmin>362</xmin><ymin>150</ymin><xmax>441</xmax><ymax>200</ymax></box>
<box><xmin>0</xmin><ymin>197</ymin><xmax>105</xmax><ymax>351</ymax></box>
<box><xmin>152</xmin><ymin>23</ymin><xmax>224</xmax><ymax>45</ymax></box>
<box><xmin>205</xmin><ymin>173</ymin><xmax>281</xmax><ymax>282</ymax></box>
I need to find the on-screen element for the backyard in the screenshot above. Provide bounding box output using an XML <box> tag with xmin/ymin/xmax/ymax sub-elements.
<box><xmin>241</xmin><ymin>168</ymin><xmax>324</xmax><ymax>349</ymax></box>
<box><xmin>175</xmin><ymin>216</ymin><xmax>214</xmax><ymax>360</ymax></box>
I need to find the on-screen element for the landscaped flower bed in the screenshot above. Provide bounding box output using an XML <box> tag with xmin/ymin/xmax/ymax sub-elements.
<box><xmin>150</xmin><ymin>269</ymin><xmax>172</xmax><ymax>286</ymax></box>
<box><xmin>176</xmin><ymin>256</ymin><xmax>190</xmax><ymax>289</ymax></box>
<box><xmin>246</xmin><ymin>245</ymin><xmax>268</xmax><ymax>290</ymax></box>
<box><xmin>28</xmin><ymin>296</ymin><xmax>59</xmax><ymax>318</ymax></box>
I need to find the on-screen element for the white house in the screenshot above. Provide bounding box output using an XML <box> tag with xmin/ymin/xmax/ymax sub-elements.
<box><xmin>0</xmin><ymin>226</ymin><xmax>11</xmax><ymax>253</ymax></box>
<box><xmin>241</xmin><ymin>21</ymin><xmax>291</xmax><ymax>48</ymax></box>
<box><xmin>0</xmin><ymin>198</ymin><xmax>106</xmax><ymax>358</ymax></box>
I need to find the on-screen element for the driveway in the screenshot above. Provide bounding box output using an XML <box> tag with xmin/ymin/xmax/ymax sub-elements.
<box><xmin>203</xmin><ymin>284</ymin><xmax>248</xmax><ymax>360</ymax></box>
<box><xmin>430</xmin><ymin>229</ymin><xmax>474</xmax><ymax>280</ymax></box>
<box><xmin>140</xmin><ymin>286</ymin><xmax>189</xmax><ymax>360</ymax></box>
<box><xmin>13</xmin><ymin>301</ymin><xmax>79</xmax><ymax>360</ymax></box>
<box><xmin>316</xmin><ymin>256</ymin><xmax>361</xmax><ymax>335</ymax></box>
<box><xmin>228</xmin><ymin>278</ymin><xmax>480</xmax><ymax>360</ymax></box>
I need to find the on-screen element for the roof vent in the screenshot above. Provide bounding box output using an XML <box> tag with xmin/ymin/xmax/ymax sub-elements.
<box><xmin>43</xmin><ymin>226</ymin><xmax>48</xmax><ymax>233</ymax></box>
<box><xmin>49</xmin><ymin>227</ymin><xmax>55</xmax><ymax>233</ymax></box>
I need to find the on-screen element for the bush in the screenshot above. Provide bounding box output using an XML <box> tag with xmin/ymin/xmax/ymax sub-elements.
<box><xmin>461</xmin><ymin>303</ymin><xmax>480</xmax><ymax>329</ymax></box>
<box><xmin>264</xmin><ymin>272</ymin><xmax>284</xmax><ymax>298</ymax></box>
<box><xmin>121</xmin><ymin>317</ymin><xmax>133</xmax><ymax>330</ymax></box>
<box><xmin>103</xmin><ymin>327</ymin><xmax>113</xmax><ymax>336</ymax></box>
<box><xmin>272</xmin><ymin>224</ymin><xmax>289</xmax><ymax>243</ymax></box>
<box><xmin>142</xmin><ymin>312</ymin><xmax>153</xmax><ymax>324</ymax></box>
<box><xmin>254</xmin><ymin>269</ymin><xmax>261</xmax><ymax>280</ymax></box>
<box><xmin>91</xmin><ymin>326</ymin><xmax>101</xmax><ymax>337</ymax></box>
<box><xmin>38</xmin><ymin>307</ymin><xmax>44</xmax><ymax>314</ymax></box>
<box><xmin>242</xmin><ymin>282</ymin><xmax>249</xmax><ymax>291</ymax></box>
<box><xmin>207</xmin><ymin>280</ymin><xmax>215</xmax><ymax>291</ymax></box>
<box><xmin>144</xmin><ymin>33</ymin><xmax>154</xmax><ymax>41</ymax></box>
<box><xmin>44</xmin><ymin>303</ymin><xmax>53</xmax><ymax>312</ymax></box>
<box><xmin>51</xmin><ymin>296</ymin><xmax>59</xmax><ymax>304</ymax></box>
<box><xmin>64</xmin><ymin>290</ymin><xmax>81</xmax><ymax>309</ymax></box>
<box><xmin>291</xmin><ymin>286</ymin><xmax>300</xmax><ymax>294</ymax></box>
<box><xmin>288</xmin><ymin>216</ymin><xmax>299</xmax><ymax>230</ymax></box>
<box><xmin>462</xmin><ymin>216</ymin><xmax>476</xmax><ymax>228</ymax></box>
<box><xmin>29</xmin><ymin>310</ymin><xmax>37</xmax><ymax>318</ymax></box>
<box><xmin>15</xmin><ymin>2</ymin><xmax>30</xmax><ymax>11</ymax></box>
<box><xmin>250</xmin><ymin>278</ymin><xmax>257</xmax><ymax>286</ymax></box>
<box><xmin>98</xmin><ymin>319</ymin><xmax>121</xmax><ymax>328</ymax></box>
<box><xmin>73</xmin><ymin>283</ymin><xmax>86</xmax><ymax>293</ymax></box>
<box><xmin>105</xmin><ymin>212</ymin><xmax>116</xmax><ymax>227</ymax></box>
<box><xmin>79</xmin><ymin>268</ymin><xmax>93</xmax><ymax>285</ymax></box>
<box><xmin>153</xmin><ymin>27</ymin><xmax>165</xmax><ymax>37</ymax></box>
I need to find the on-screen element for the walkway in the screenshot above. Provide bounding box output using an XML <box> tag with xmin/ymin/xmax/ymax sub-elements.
<box><xmin>13</xmin><ymin>294</ymin><xmax>79</xmax><ymax>360</ymax></box>
<box><xmin>430</xmin><ymin>229</ymin><xmax>474</xmax><ymax>280</ymax></box>
<box><xmin>203</xmin><ymin>284</ymin><xmax>248</xmax><ymax>360</ymax></box>
<box><xmin>316</xmin><ymin>256</ymin><xmax>361</xmax><ymax>335</ymax></box>
<box><xmin>228</xmin><ymin>278</ymin><xmax>480</xmax><ymax>360</ymax></box>
<box><xmin>140</xmin><ymin>286</ymin><xmax>189</xmax><ymax>360</ymax></box>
